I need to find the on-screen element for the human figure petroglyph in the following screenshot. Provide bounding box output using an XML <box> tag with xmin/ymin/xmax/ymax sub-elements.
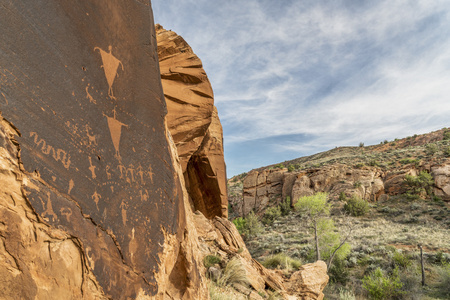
<box><xmin>88</xmin><ymin>156</ymin><xmax>97</xmax><ymax>179</ymax></box>
<box><xmin>105</xmin><ymin>164</ymin><xmax>112</xmax><ymax>179</ymax></box>
<box><xmin>120</xmin><ymin>200</ymin><xmax>127</xmax><ymax>226</ymax></box>
<box><xmin>39</xmin><ymin>192</ymin><xmax>58</xmax><ymax>222</ymax></box>
<box><xmin>94</xmin><ymin>45</ymin><xmax>123</xmax><ymax>100</ymax></box>
<box><xmin>29</xmin><ymin>132</ymin><xmax>71</xmax><ymax>169</ymax></box>
<box><xmin>92</xmin><ymin>190</ymin><xmax>101</xmax><ymax>210</ymax></box>
<box><xmin>136</xmin><ymin>164</ymin><xmax>145</xmax><ymax>184</ymax></box>
<box><xmin>68</xmin><ymin>179</ymin><xmax>74</xmax><ymax>194</ymax></box>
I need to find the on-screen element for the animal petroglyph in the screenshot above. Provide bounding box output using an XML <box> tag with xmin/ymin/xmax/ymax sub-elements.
<box><xmin>85</xmin><ymin>124</ymin><xmax>97</xmax><ymax>146</ymax></box>
<box><xmin>85</xmin><ymin>84</ymin><xmax>97</xmax><ymax>104</ymax></box>
<box><xmin>29</xmin><ymin>132</ymin><xmax>71</xmax><ymax>169</ymax></box>
<box><xmin>94</xmin><ymin>46</ymin><xmax>123</xmax><ymax>99</ymax></box>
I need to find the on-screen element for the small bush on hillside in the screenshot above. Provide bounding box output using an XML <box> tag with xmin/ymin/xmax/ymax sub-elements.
<box><xmin>204</xmin><ymin>255</ymin><xmax>222</xmax><ymax>268</ymax></box>
<box><xmin>359</xmin><ymin>142</ymin><xmax>365</xmax><ymax>147</ymax></box>
<box><xmin>287</xmin><ymin>164</ymin><xmax>295</xmax><ymax>172</ymax></box>
<box><xmin>338</xmin><ymin>288</ymin><xmax>356</xmax><ymax>300</ymax></box>
<box><xmin>362</xmin><ymin>267</ymin><xmax>404</xmax><ymax>299</ymax></box>
<box><xmin>404</xmin><ymin>171</ymin><xmax>434</xmax><ymax>196</ymax></box>
<box><xmin>344</xmin><ymin>196</ymin><xmax>370</xmax><ymax>216</ymax></box>
<box><xmin>262</xmin><ymin>206</ymin><xmax>281</xmax><ymax>226</ymax></box>
<box><xmin>435</xmin><ymin>262</ymin><xmax>450</xmax><ymax>297</ymax></box>
<box><xmin>217</xmin><ymin>257</ymin><xmax>250</xmax><ymax>287</ymax></box>
<box><xmin>426</xmin><ymin>143</ymin><xmax>439</xmax><ymax>155</ymax></box>
<box><xmin>392</xmin><ymin>251</ymin><xmax>411</xmax><ymax>269</ymax></box>
<box><xmin>444</xmin><ymin>146</ymin><xmax>450</xmax><ymax>157</ymax></box>
<box><xmin>232</xmin><ymin>211</ymin><xmax>262</xmax><ymax>239</ymax></box>
<box><xmin>262</xmin><ymin>253</ymin><xmax>301</xmax><ymax>271</ymax></box>
<box><xmin>329</xmin><ymin>257</ymin><xmax>350</xmax><ymax>285</ymax></box>
<box><xmin>280</xmin><ymin>197</ymin><xmax>291</xmax><ymax>216</ymax></box>
<box><xmin>444</xmin><ymin>130</ymin><xmax>450</xmax><ymax>140</ymax></box>
<box><xmin>353</xmin><ymin>181</ymin><xmax>362</xmax><ymax>188</ymax></box>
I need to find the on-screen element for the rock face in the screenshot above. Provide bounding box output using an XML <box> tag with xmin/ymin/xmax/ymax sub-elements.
<box><xmin>156</xmin><ymin>25</ymin><xmax>228</xmax><ymax>219</ymax></box>
<box><xmin>239</xmin><ymin>162</ymin><xmax>450</xmax><ymax>217</ymax></box>
<box><xmin>0</xmin><ymin>1</ymin><xmax>207</xmax><ymax>298</ymax></box>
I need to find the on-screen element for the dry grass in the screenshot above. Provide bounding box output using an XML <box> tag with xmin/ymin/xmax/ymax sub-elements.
<box><xmin>217</xmin><ymin>257</ymin><xmax>250</xmax><ymax>287</ymax></box>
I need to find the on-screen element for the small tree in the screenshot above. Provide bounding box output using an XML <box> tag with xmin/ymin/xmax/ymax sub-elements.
<box><xmin>295</xmin><ymin>193</ymin><xmax>330</xmax><ymax>261</ymax></box>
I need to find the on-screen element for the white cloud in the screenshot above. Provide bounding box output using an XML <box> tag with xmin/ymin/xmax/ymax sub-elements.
<box><xmin>152</xmin><ymin>0</ymin><xmax>450</xmax><ymax>174</ymax></box>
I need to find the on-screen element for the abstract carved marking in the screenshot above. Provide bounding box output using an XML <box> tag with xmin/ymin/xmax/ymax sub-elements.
<box><xmin>29</xmin><ymin>132</ymin><xmax>71</xmax><ymax>169</ymax></box>
<box><xmin>94</xmin><ymin>46</ymin><xmax>123</xmax><ymax>99</ymax></box>
<box><xmin>68</xmin><ymin>179</ymin><xmax>74</xmax><ymax>194</ymax></box>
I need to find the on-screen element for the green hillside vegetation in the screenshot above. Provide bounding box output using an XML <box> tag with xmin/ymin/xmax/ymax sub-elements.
<box><xmin>228</xmin><ymin>128</ymin><xmax>450</xmax><ymax>299</ymax></box>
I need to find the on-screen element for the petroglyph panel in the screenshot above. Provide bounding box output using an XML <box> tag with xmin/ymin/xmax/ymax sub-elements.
<box><xmin>0</xmin><ymin>0</ymin><xmax>180</xmax><ymax>298</ymax></box>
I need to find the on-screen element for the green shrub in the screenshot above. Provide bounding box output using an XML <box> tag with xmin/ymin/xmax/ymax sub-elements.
<box><xmin>392</xmin><ymin>251</ymin><xmax>411</xmax><ymax>269</ymax></box>
<box><xmin>262</xmin><ymin>206</ymin><xmax>281</xmax><ymax>226</ymax></box>
<box><xmin>204</xmin><ymin>255</ymin><xmax>222</xmax><ymax>268</ymax></box>
<box><xmin>232</xmin><ymin>211</ymin><xmax>263</xmax><ymax>239</ymax></box>
<box><xmin>344</xmin><ymin>196</ymin><xmax>369</xmax><ymax>216</ymax></box>
<box><xmin>262</xmin><ymin>253</ymin><xmax>301</xmax><ymax>271</ymax></box>
<box><xmin>435</xmin><ymin>262</ymin><xmax>450</xmax><ymax>297</ymax></box>
<box><xmin>444</xmin><ymin>146</ymin><xmax>450</xmax><ymax>157</ymax></box>
<box><xmin>217</xmin><ymin>257</ymin><xmax>250</xmax><ymax>287</ymax></box>
<box><xmin>359</xmin><ymin>142</ymin><xmax>365</xmax><ymax>147</ymax></box>
<box><xmin>338</xmin><ymin>287</ymin><xmax>356</xmax><ymax>300</ymax></box>
<box><xmin>444</xmin><ymin>130</ymin><xmax>450</xmax><ymax>140</ymax></box>
<box><xmin>353</xmin><ymin>181</ymin><xmax>362</xmax><ymax>188</ymax></box>
<box><xmin>426</xmin><ymin>143</ymin><xmax>439</xmax><ymax>155</ymax></box>
<box><xmin>362</xmin><ymin>267</ymin><xmax>404</xmax><ymax>299</ymax></box>
<box><xmin>232</xmin><ymin>217</ymin><xmax>247</xmax><ymax>235</ymax></box>
<box><xmin>329</xmin><ymin>257</ymin><xmax>350</xmax><ymax>285</ymax></box>
<box><xmin>280</xmin><ymin>197</ymin><xmax>291</xmax><ymax>216</ymax></box>
<box><xmin>404</xmin><ymin>171</ymin><xmax>434</xmax><ymax>196</ymax></box>
<box><xmin>287</xmin><ymin>164</ymin><xmax>295</xmax><ymax>172</ymax></box>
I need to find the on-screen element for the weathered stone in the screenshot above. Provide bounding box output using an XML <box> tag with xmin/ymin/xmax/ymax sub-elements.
<box><xmin>156</xmin><ymin>25</ymin><xmax>227</xmax><ymax>219</ymax></box>
<box><xmin>431</xmin><ymin>163</ymin><xmax>450</xmax><ymax>200</ymax></box>
<box><xmin>0</xmin><ymin>2</ymin><xmax>207</xmax><ymax>298</ymax></box>
<box><xmin>286</xmin><ymin>261</ymin><xmax>329</xmax><ymax>300</ymax></box>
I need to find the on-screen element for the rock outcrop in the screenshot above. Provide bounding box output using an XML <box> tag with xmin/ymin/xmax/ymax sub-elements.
<box><xmin>234</xmin><ymin>145</ymin><xmax>450</xmax><ymax>217</ymax></box>
<box><xmin>156</xmin><ymin>25</ymin><xmax>227</xmax><ymax>219</ymax></box>
<box><xmin>0</xmin><ymin>2</ymin><xmax>207</xmax><ymax>298</ymax></box>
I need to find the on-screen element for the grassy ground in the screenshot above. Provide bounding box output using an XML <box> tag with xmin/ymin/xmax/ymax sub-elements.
<box><xmin>240</xmin><ymin>193</ymin><xmax>449</xmax><ymax>299</ymax></box>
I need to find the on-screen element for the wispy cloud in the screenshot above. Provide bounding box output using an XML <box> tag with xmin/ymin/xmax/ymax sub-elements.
<box><xmin>152</xmin><ymin>0</ymin><xmax>450</xmax><ymax>175</ymax></box>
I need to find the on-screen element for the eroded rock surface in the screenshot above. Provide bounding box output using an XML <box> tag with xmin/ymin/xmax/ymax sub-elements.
<box><xmin>156</xmin><ymin>25</ymin><xmax>227</xmax><ymax>219</ymax></box>
<box><xmin>0</xmin><ymin>2</ymin><xmax>207</xmax><ymax>299</ymax></box>
<box><xmin>239</xmin><ymin>161</ymin><xmax>450</xmax><ymax>217</ymax></box>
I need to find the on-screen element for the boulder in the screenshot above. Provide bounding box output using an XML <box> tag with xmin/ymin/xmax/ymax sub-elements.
<box><xmin>286</xmin><ymin>261</ymin><xmax>329</xmax><ymax>300</ymax></box>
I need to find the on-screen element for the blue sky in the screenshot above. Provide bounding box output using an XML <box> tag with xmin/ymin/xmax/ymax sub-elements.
<box><xmin>152</xmin><ymin>0</ymin><xmax>450</xmax><ymax>177</ymax></box>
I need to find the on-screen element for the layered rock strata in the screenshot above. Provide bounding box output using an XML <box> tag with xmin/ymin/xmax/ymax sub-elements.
<box><xmin>156</xmin><ymin>25</ymin><xmax>228</xmax><ymax>219</ymax></box>
<box><xmin>239</xmin><ymin>162</ymin><xmax>450</xmax><ymax>216</ymax></box>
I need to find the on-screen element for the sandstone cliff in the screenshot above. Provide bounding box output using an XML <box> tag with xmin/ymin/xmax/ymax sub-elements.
<box><xmin>229</xmin><ymin>129</ymin><xmax>450</xmax><ymax>217</ymax></box>
<box><xmin>0</xmin><ymin>2</ymin><xmax>207</xmax><ymax>298</ymax></box>
<box><xmin>156</xmin><ymin>25</ymin><xmax>228</xmax><ymax>219</ymax></box>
